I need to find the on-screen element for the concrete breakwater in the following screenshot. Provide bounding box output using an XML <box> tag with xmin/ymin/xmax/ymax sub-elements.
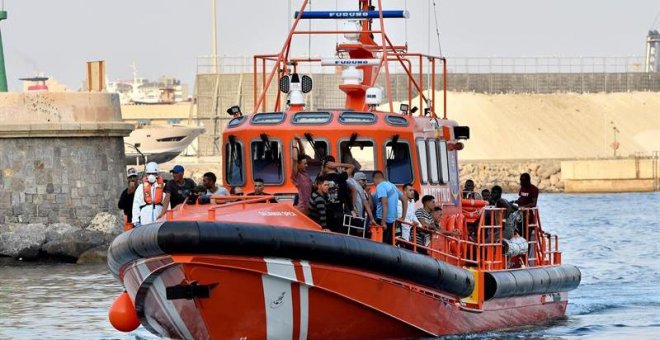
<box><xmin>459</xmin><ymin>159</ymin><xmax>563</xmax><ymax>193</ymax></box>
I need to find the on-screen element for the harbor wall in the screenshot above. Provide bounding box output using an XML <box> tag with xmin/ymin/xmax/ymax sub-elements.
<box><xmin>0</xmin><ymin>93</ymin><xmax>133</xmax><ymax>226</ymax></box>
<box><xmin>561</xmin><ymin>158</ymin><xmax>660</xmax><ymax>193</ymax></box>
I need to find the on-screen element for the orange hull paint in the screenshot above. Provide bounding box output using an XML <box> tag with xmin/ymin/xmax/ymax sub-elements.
<box><xmin>121</xmin><ymin>255</ymin><xmax>568</xmax><ymax>339</ymax></box>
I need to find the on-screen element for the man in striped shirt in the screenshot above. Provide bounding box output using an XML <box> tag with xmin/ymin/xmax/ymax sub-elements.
<box><xmin>414</xmin><ymin>195</ymin><xmax>437</xmax><ymax>247</ymax></box>
<box><xmin>307</xmin><ymin>177</ymin><xmax>330</xmax><ymax>229</ymax></box>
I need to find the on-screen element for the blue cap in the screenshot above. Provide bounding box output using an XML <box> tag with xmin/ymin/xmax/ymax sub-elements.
<box><xmin>170</xmin><ymin>165</ymin><xmax>185</xmax><ymax>174</ymax></box>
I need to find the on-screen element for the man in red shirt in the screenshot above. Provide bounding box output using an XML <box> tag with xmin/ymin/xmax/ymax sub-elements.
<box><xmin>516</xmin><ymin>173</ymin><xmax>538</xmax><ymax>208</ymax></box>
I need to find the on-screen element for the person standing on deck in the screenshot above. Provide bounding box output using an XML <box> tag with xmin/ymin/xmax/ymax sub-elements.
<box><xmin>307</xmin><ymin>177</ymin><xmax>330</xmax><ymax>229</ymax></box>
<box><xmin>164</xmin><ymin>165</ymin><xmax>196</xmax><ymax>208</ymax></box>
<box><xmin>397</xmin><ymin>183</ymin><xmax>420</xmax><ymax>241</ymax></box>
<box><xmin>515</xmin><ymin>173</ymin><xmax>539</xmax><ymax>208</ymax></box>
<box><xmin>291</xmin><ymin>136</ymin><xmax>313</xmax><ymax>214</ymax></box>
<box><xmin>118</xmin><ymin>167</ymin><xmax>139</xmax><ymax>225</ymax></box>
<box><xmin>373</xmin><ymin>170</ymin><xmax>407</xmax><ymax>243</ymax></box>
<box><xmin>132</xmin><ymin>162</ymin><xmax>170</xmax><ymax>226</ymax></box>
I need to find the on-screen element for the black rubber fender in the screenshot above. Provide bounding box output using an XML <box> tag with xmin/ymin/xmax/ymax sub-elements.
<box><xmin>108</xmin><ymin>221</ymin><xmax>476</xmax><ymax>298</ymax></box>
<box><xmin>484</xmin><ymin>265</ymin><xmax>581</xmax><ymax>300</ymax></box>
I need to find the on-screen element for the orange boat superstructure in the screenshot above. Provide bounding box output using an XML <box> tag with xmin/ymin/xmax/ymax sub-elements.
<box><xmin>108</xmin><ymin>1</ymin><xmax>580</xmax><ymax>338</ymax></box>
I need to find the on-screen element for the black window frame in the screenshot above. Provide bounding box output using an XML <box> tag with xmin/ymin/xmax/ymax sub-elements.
<box><xmin>224</xmin><ymin>140</ymin><xmax>246</xmax><ymax>186</ymax></box>
<box><xmin>291</xmin><ymin>111</ymin><xmax>333</xmax><ymax>125</ymax></box>
<box><xmin>250</xmin><ymin>137</ymin><xmax>286</xmax><ymax>185</ymax></box>
<box><xmin>338</xmin><ymin>111</ymin><xmax>377</xmax><ymax>125</ymax></box>
<box><xmin>250</xmin><ymin>112</ymin><xmax>286</xmax><ymax>125</ymax></box>
<box><xmin>383</xmin><ymin>139</ymin><xmax>414</xmax><ymax>185</ymax></box>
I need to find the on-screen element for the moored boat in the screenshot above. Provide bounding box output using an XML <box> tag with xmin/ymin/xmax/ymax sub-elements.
<box><xmin>108</xmin><ymin>1</ymin><xmax>580</xmax><ymax>338</ymax></box>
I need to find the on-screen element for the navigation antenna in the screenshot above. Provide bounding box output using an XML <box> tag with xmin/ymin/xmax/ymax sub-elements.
<box><xmin>432</xmin><ymin>0</ymin><xmax>443</xmax><ymax>56</ymax></box>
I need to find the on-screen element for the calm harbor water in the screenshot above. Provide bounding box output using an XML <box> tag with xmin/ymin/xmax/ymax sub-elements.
<box><xmin>1</xmin><ymin>192</ymin><xmax>659</xmax><ymax>339</ymax></box>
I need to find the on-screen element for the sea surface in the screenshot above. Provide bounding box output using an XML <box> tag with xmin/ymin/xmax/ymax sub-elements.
<box><xmin>0</xmin><ymin>192</ymin><xmax>659</xmax><ymax>339</ymax></box>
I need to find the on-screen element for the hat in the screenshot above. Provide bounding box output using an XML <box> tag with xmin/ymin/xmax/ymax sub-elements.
<box><xmin>126</xmin><ymin>168</ymin><xmax>138</xmax><ymax>178</ymax></box>
<box><xmin>354</xmin><ymin>172</ymin><xmax>367</xmax><ymax>181</ymax></box>
<box><xmin>170</xmin><ymin>165</ymin><xmax>185</xmax><ymax>174</ymax></box>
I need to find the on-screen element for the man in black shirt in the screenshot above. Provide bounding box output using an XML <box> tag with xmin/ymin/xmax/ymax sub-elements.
<box><xmin>164</xmin><ymin>165</ymin><xmax>196</xmax><ymax>208</ymax></box>
<box><xmin>118</xmin><ymin>168</ymin><xmax>139</xmax><ymax>224</ymax></box>
<box><xmin>319</xmin><ymin>156</ymin><xmax>355</xmax><ymax>232</ymax></box>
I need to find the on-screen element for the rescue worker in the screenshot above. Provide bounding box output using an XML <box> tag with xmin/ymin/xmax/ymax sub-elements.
<box><xmin>132</xmin><ymin>162</ymin><xmax>170</xmax><ymax>226</ymax></box>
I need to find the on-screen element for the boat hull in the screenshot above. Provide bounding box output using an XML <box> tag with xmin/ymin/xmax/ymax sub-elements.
<box><xmin>122</xmin><ymin>255</ymin><xmax>569</xmax><ymax>339</ymax></box>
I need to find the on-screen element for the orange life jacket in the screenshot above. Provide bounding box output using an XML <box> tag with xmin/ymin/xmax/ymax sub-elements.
<box><xmin>143</xmin><ymin>176</ymin><xmax>164</xmax><ymax>205</ymax></box>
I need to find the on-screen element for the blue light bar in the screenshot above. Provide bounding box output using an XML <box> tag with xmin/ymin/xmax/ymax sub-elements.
<box><xmin>294</xmin><ymin>10</ymin><xmax>409</xmax><ymax>20</ymax></box>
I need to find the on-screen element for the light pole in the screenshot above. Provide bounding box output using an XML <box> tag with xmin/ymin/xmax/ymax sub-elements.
<box><xmin>212</xmin><ymin>0</ymin><xmax>218</xmax><ymax>74</ymax></box>
<box><xmin>610</xmin><ymin>121</ymin><xmax>620</xmax><ymax>158</ymax></box>
<box><xmin>0</xmin><ymin>1</ymin><xmax>8</xmax><ymax>92</ymax></box>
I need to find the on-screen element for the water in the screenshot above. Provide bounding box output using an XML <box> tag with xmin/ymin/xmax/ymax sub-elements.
<box><xmin>1</xmin><ymin>192</ymin><xmax>658</xmax><ymax>339</ymax></box>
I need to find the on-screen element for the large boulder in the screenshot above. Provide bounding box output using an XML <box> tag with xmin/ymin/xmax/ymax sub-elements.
<box><xmin>41</xmin><ymin>223</ymin><xmax>108</xmax><ymax>261</ymax></box>
<box><xmin>85</xmin><ymin>212</ymin><xmax>123</xmax><ymax>236</ymax></box>
<box><xmin>0</xmin><ymin>223</ymin><xmax>47</xmax><ymax>259</ymax></box>
<box><xmin>76</xmin><ymin>245</ymin><xmax>109</xmax><ymax>264</ymax></box>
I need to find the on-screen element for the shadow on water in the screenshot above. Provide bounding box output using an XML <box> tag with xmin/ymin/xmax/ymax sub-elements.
<box><xmin>0</xmin><ymin>192</ymin><xmax>658</xmax><ymax>339</ymax></box>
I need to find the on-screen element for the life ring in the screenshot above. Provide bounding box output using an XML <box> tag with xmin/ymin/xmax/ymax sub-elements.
<box><xmin>461</xmin><ymin>199</ymin><xmax>488</xmax><ymax>208</ymax></box>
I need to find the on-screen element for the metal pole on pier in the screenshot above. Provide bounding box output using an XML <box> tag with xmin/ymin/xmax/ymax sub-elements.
<box><xmin>212</xmin><ymin>0</ymin><xmax>218</xmax><ymax>74</ymax></box>
<box><xmin>0</xmin><ymin>1</ymin><xmax>8</xmax><ymax>92</ymax></box>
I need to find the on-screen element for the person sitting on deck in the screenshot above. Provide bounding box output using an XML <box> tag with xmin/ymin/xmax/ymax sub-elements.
<box><xmin>481</xmin><ymin>189</ymin><xmax>491</xmax><ymax>203</ymax></box>
<box><xmin>247</xmin><ymin>178</ymin><xmax>277</xmax><ymax>203</ymax></box>
<box><xmin>462</xmin><ymin>179</ymin><xmax>477</xmax><ymax>199</ymax></box>
<box><xmin>397</xmin><ymin>183</ymin><xmax>420</xmax><ymax>242</ymax></box>
<box><xmin>373</xmin><ymin>170</ymin><xmax>407</xmax><ymax>243</ymax></box>
<box><xmin>307</xmin><ymin>177</ymin><xmax>330</xmax><ymax>229</ymax></box>
<box><xmin>433</xmin><ymin>207</ymin><xmax>461</xmax><ymax>237</ymax></box>
<box><xmin>291</xmin><ymin>137</ymin><xmax>313</xmax><ymax>214</ymax></box>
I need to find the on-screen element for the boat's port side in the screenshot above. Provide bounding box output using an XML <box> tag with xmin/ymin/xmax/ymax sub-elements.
<box><xmin>484</xmin><ymin>265</ymin><xmax>581</xmax><ymax>300</ymax></box>
<box><xmin>107</xmin><ymin>220</ymin><xmax>475</xmax><ymax>298</ymax></box>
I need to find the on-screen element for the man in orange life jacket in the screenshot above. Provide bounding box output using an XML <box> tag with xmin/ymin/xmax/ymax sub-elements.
<box><xmin>132</xmin><ymin>162</ymin><xmax>170</xmax><ymax>226</ymax></box>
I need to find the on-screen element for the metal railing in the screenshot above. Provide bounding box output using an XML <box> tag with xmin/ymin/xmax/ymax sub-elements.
<box><xmin>198</xmin><ymin>55</ymin><xmax>649</xmax><ymax>75</ymax></box>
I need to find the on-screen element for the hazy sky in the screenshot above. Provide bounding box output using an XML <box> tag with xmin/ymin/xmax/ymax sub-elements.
<box><xmin>3</xmin><ymin>0</ymin><xmax>660</xmax><ymax>90</ymax></box>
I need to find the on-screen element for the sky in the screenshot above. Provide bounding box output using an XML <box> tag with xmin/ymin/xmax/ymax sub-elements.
<box><xmin>3</xmin><ymin>0</ymin><xmax>660</xmax><ymax>91</ymax></box>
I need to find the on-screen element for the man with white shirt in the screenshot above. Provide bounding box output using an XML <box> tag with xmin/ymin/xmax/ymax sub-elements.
<box><xmin>397</xmin><ymin>183</ymin><xmax>420</xmax><ymax>241</ymax></box>
<box><xmin>132</xmin><ymin>162</ymin><xmax>170</xmax><ymax>226</ymax></box>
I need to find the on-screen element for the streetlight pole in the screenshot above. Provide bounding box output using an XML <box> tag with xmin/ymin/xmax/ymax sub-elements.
<box><xmin>212</xmin><ymin>0</ymin><xmax>218</xmax><ymax>74</ymax></box>
<box><xmin>0</xmin><ymin>1</ymin><xmax>8</xmax><ymax>92</ymax></box>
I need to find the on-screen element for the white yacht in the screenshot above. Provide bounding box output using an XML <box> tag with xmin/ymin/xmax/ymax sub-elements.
<box><xmin>124</xmin><ymin>124</ymin><xmax>205</xmax><ymax>165</ymax></box>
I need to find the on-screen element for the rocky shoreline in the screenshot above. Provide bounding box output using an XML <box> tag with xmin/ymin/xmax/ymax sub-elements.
<box><xmin>0</xmin><ymin>212</ymin><xmax>122</xmax><ymax>264</ymax></box>
<box><xmin>459</xmin><ymin>159</ymin><xmax>563</xmax><ymax>193</ymax></box>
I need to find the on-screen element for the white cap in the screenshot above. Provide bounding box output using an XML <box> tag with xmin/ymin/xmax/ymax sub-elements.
<box><xmin>126</xmin><ymin>168</ymin><xmax>138</xmax><ymax>178</ymax></box>
<box><xmin>145</xmin><ymin>162</ymin><xmax>159</xmax><ymax>174</ymax></box>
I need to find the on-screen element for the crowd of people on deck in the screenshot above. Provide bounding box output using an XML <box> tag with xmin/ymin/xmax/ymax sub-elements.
<box><xmin>117</xmin><ymin>162</ymin><xmax>251</xmax><ymax>227</ymax></box>
<box><xmin>118</xmin><ymin>141</ymin><xmax>539</xmax><ymax>253</ymax></box>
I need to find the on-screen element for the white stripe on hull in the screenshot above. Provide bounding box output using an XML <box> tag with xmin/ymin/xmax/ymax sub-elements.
<box><xmin>263</xmin><ymin>258</ymin><xmax>295</xmax><ymax>340</ymax></box>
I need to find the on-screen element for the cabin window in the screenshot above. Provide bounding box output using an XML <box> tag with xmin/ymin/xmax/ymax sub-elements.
<box><xmin>438</xmin><ymin>141</ymin><xmax>449</xmax><ymax>184</ymax></box>
<box><xmin>251</xmin><ymin>139</ymin><xmax>284</xmax><ymax>184</ymax></box>
<box><xmin>385</xmin><ymin>140</ymin><xmax>413</xmax><ymax>184</ymax></box>
<box><xmin>339</xmin><ymin>139</ymin><xmax>375</xmax><ymax>181</ymax></box>
<box><xmin>300</xmin><ymin>140</ymin><xmax>329</xmax><ymax>180</ymax></box>
<box><xmin>225</xmin><ymin>141</ymin><xmax>245</xmax><ymax>186</ymax></box>
<box><xmin>292</xmin><ymin>111</ymin><xmax>332</xmax><ymax>125</ymax></box>
<box><xmin>416</xmin><ymin>139</ymin><xmax>428</xmax><ymax>184</ymax></box>
<box><xmin>338</xmin><ymin>112</ymin><xmax>377</xmax><ymax>125</ymax></box>
<box><xmin>251</xmin><ymin>112</ymin><xmax>286</xmax><ymax>125</ymax></box>
<box><xmin>227</xmin><ymin>115</ymin><xmax>247</xmax><ymax>128</ymax></box>
<box><xmin>385</xmin><ymin>115</ymin><xmax>409</xmax><ymax>127</ymax></box>
<box><xmin>428</xmin><ymin>140</ymin><xmax>439</xmax><ymax>184</ymax></box>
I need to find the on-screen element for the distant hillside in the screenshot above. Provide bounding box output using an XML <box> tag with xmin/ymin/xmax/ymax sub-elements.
<box><xmin>409</xmin><ymin>92</ymin><xmax>660</xmax><ymax>160</ymax></box>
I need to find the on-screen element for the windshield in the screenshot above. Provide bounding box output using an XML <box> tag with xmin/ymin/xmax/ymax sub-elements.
<box><xmin>252</xmin><ymin>140</ymin><xmax>284</xmax><ymax>184</ymax></box>
<box><xmin>385</xmin><ymin>141</ymin><xmax>413</xmax><ymax>184</ymax></box>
